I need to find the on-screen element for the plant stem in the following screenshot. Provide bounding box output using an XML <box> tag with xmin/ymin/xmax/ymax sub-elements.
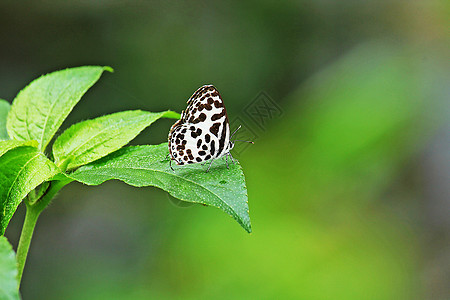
<box><xmin>15</xmin><ymin>179</ymin><xmax>72</xmax><ymax>288</ymax></box>
<box><xmin>16</xmin><ymin>203</ymin><xmax>40</xmax><ymax>286</ymax></box>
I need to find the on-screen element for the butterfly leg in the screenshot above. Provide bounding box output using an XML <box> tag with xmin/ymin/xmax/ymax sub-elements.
<box><xmin>225</xmin><ymin>155</ymin><xmax>229</xmax><ymax>169</ymax></box>
<box><xmin>169</xmin><ymin>159</ymin><xmax>174</xmax><ymax>171</ymax></box>
<box><xmin>206</xmin><ymin>158</ymin><xmax>215</xmax><ymax>173</ymax></box>
<box><xmin>228</xmin><ymin>152</ymin><xmax>236</xmax><ymax>165</ymax></box>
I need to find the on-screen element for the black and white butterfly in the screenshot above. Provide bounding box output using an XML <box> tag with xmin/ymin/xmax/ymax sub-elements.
<box><xmin>168</xmin><ymin>85</ymin><xmax>251</xmax><ymax>172</ymax></box>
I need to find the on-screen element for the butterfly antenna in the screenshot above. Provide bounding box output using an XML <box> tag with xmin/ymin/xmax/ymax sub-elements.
<box><xmin>231</xmin><ymin>125</ymin><xmax>254</xmax><ymax>144</ymax></box>
<box><xmin>234</xmin><ymin>140</ymin><xmax>254</xmax><ymax>144</ymax></box>
<box><xmin>230</xmin><ymin>125</ymin><xmax>241</xmax><ymax>140</ymax></box>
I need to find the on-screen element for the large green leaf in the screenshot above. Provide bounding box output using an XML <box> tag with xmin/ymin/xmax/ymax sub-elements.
<box><xmin>7</xmin><ymin>66</ymin><xmax>112</xmax><ymax>151</ymax></box>
<box><xmin>0</xmin><ymin>236</ymin><xmax>20</xmax><ymax>300</ymax></box>
<box><xmin>70</xmin><ymin>144</ymin><xmax>252</xmax><ymax>233</ymax></box>
<box><xmin>0</xmin><ymin>146</ymin><xmax>61</xmax><ymax>235</ymax></box>
<box><xmin>0</xmin><ymin>100</ymin><xmax>10</xmax><ymax>141</ymax></box>
<box><xmin>53</xmin><ymin>110</ymin><xmax>180</xmax><ymax>170</ymax></box>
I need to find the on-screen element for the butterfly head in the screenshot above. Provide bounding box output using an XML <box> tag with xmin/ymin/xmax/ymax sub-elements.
<box><xmin>228</xmin><ymin>140</ymin><xmax>236</xmax><ymax>151</ymax></box>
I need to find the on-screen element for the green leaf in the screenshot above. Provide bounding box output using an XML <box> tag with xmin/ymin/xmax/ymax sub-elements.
<box><xmin>0</xmin><ymin>146</ymin><xmax>61</xmax><ymax>235</ymax></box>
<box><xmin>53</xmin><ymin>110</ymin><xmax>180</xmax><ymax>170</ymax></box>
<box><xmin>0</xmin><ymin>100</ymin><xmax>10</xmax><ymax>141</ymax></box>
<box><xmin>7</xmin><ymin>66</ymin><xmax>112</xmax><ymax>151</ymax></box>
<box><xmin>157</xmin><ymin>110</ymin><xmax>181</xmax><ymax>119</ymax></box>
<box><xmin>0</xmin><ymin>140</ymin><xmax>38</xmax><ymax>158</ymax></box>
<box><xmin>70</xmin><ymin>144</ymin><xmax>252</xmax><ymax>233</ymax></box>
<box><xmin>0</xmin><ymin>236</ymin><xmax>20</xmax><ymax>300</ymax></box>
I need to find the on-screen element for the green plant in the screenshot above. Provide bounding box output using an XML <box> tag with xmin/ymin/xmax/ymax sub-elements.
<box><xmin>0</xmin><ymin>66</ymin><xmax>251</xmax><ymax>298</ymax></box>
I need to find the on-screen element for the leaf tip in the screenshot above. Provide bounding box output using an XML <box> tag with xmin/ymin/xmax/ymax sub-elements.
<box><xmin>164</xmin><ymin>110</ymin><xmax>182</xmax><ymax>119</ymax></box>
<box><xmin>103</xmin><ymin>66</ymin><xmax>114</xmax><ymax>73</ymax></box>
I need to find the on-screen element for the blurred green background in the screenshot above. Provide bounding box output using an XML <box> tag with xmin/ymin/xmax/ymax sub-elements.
<box><xmin>1</xmin><ymin>1</ymin><xmax>449</xmax><ymax>299</ymax></box>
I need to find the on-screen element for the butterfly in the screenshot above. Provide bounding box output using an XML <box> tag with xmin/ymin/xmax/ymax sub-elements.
<box><xmin>168</xmin><ymin>85</ymin><xmax>252</xmax><ymax>172</ymax></box>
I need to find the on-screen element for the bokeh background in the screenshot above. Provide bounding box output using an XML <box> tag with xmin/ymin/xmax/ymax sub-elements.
<box><xmin>1</xmin><ymin>1</ymin><xmax>449</xmax><ymax>299</ymax></box>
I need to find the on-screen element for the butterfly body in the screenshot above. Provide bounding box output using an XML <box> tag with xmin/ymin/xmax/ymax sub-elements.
<box><xmin>168</xmin><ymin>85</ymin><xmax>235</xmax><ymax>169</ymax></box>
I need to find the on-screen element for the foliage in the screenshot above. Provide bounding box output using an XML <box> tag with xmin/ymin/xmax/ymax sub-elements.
<box><xmin>71</xmin><ymin>144</ymin><xmax>251</xmax><ymax>232</ymax></box>
<box><xmin>0</xmin><ymin>100</ymin><xmax>9</xmax><ymax>141</ymax></box>
<box><xmin>0</xmin><ymin>145</ymin><xmax>60</xmax><ymax>234</ymax></box>
<box><xmin>0</xmin><ymin>66</ymin><xmax>251</xmax><ymax>295</ymax></box>
<box><xmin>0</xmin><ymin>236</ymin><xmax>19</xmax><ymax>300</ymax></box>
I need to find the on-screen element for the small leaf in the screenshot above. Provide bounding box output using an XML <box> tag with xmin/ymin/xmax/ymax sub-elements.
<box><xmin>0</xmin><ymin>100</ymin><xmax>10</xmax><ymax>141</ymax></box>
<box><xmin>53</xmin><ymin>110</ymin><xmax>179</xmax><ymax>170</ymax></box>
<box><xmin>7</xmin><ymin>66</ymin><xmax>112</xmax><ymax>151</ymax></box>
<box><xmin>70</xmin><ymin>144</ymin><xmax>252</xmax><ymax>233</ymax></box>
<box><xmin>0</xmin><ymin>236</ymin><xmax>20</xmax><ymax>300</ymax></box>
<box><xmin>0</xmin><ymin>146</ymin><xmax>61</xmax><ymax>235</ymax></box>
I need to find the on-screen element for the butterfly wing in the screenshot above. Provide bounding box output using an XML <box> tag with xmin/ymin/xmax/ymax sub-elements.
<box><xmin>168</xmin><ymin>85</ymin><xmax>231</xmax><ymax>165</ymax></box>
<box><xmin>168</xmin><ymin>123</ymin><xmax>220</xmax><ymax>165</ymax></box>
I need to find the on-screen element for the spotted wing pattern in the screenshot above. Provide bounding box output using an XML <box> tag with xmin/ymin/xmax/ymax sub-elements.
<box><xmin>168</xmin><ymin>85</ymin><xmax>231</xmax><ymax>165</ymax></box>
